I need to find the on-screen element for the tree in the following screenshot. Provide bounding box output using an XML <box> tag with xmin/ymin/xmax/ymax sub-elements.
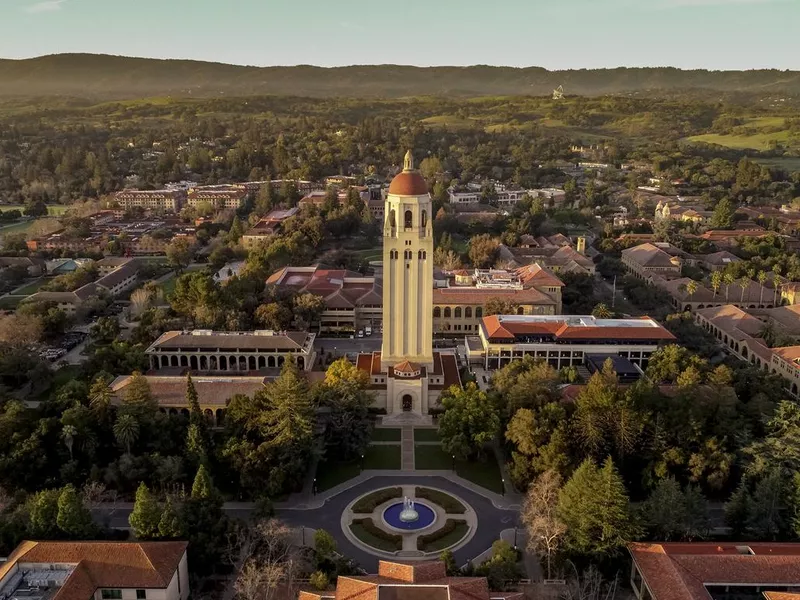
<box><xmin>484</xmin><ymin>297</ymin><xmax>518</xmax><ymax>317</ymax></box>
<box><xmin>314</xmin><ymin>529</ymin><xmax>337</xmax><ymax>559</ymax></box>
<box><xmin>121</xmin><ymin>371</ymin><xmax>157</xmax><ymax>420</ymax></box>
<box><xmin>591</xmin><ymin>303</ymin><xmax>612</xmax><ymax>319</ymax></box>
<box><xmin>711</xmin><ymin>197</ymin><xmax>734</xmax><ymax>229</ymax></box>
<box><xmin>557</xmin><ymin>457</ymin><xmax>637</xmax><ymax>557</ymax></box>
<box><xmin>186</xmin><ymin>423</ymin><xmax>208</xmax><ymax>468</ymax></box>
<box><xmin>468</xmin><ymin>234</ymin><xmax>500</xmax><ymax>268</ymax></box>
<box><xmin>255</xmin><ymin>183</ymin><xmax>275</xmax><ymax>217</ymax></box>
<box><xmin>440</xmin><ymin>549</ymin><xmax>459</xmax><ymax>575</ymax></box>
<box><xmin>747</xmin><ymin>470</ymin><xmax>785</xmax><ymax>540</ymax></box>
<box><xmin>506</xmin><ymin>405</ymin><xmax>571</xmax><ymax>487</ymax></box>
<box><xmin>113</xmin><ymin>413</ymin><xmax>140</xmax><ymax>454</ymax></box>
<box><xmin>0</xmin><ymin>313</ymin><xmax>44</xmax><ymax>346</ymax></box>
<box><xmin>89</xmin><ymin>374</ymin><xmax>113</xmax><ymax>422</ymax></box>
<box><xmin>228</xmin><ymin>215</ymin><xmax>244</xmax><ymax>244</ymax></box>
<box><xmin>521</xmin><ymin>470</ymin><xmax>566</xmax><ymax>579</ymax></box>
<box><xmin>158</xmin><ymin>496</ymin><xmax>183</xmax><ymax>538</ymax></box>
<box><xmin>166</xmin><ymin>237</ymin><xmax>194</xmax><ymax>273</ymax></box>
<box><xmin>640</xmin><ymin>478</ymin><xmax>708</xmax><ymax>541</ymax></box>
<box><xmin>319</xmin><ymin>358</ymin><xmax>374</xmax><ymax>459</ymax></box>
<box><xmin>475</xmin><ymin>540</ymin><xmax>522</xmax><ymax>591</ymax></box>
<box><xmin>725</xmin><ymin>482</ymin><xmax>751</xmax><ymax>537</ymax></box>
<box><xmin>90</xmin><ymin>316</ymin><xmax>120</xmax><ymax>345</ymax></box>
<box><xmin>191</xmin><ymin>464</ymin><xmax>216</xmax><ymax>500</ymax></box>
<box><xmin>61</xmin><ymin>424</ymin><xmax>77</xmax><ymax>460</ymax></box>
<box><xmin>293</xmin><ymin>293</ymin><xmax>326</xmax><ymax>329</ymax></box>
<box><xmin>758</xmin><ymin>271</ymin><xmax>768</xmax><ymax>305</ymax></box>
<box><xmin>710</xmin><ymin>271</ymin><xmax>722</xmax><ymax>298</ymax></box>
<box><xmin>57</xmin><ymin>484</ymin><xmax>94</xmax><ymax>538</ymax></box>
<box><xmin>129</xmin><ymin>482</ymin><xmax>162</xmax><ymax>539</ymax></box>
<box><xmin>738</xmin><ymin>276</ymin><xmax>750</xmax><ymax>303</ymax></box>
<box><xmin>186</xmin><ymin>374</ymin><xmax>204</xmax><ymax>428</ymax></box>
<box><xmin>438</xmin><ymin>383</ymin><xmax>500</xmax><ymax>460</ymax></box>
<box><xmin>255</xmin><ymin>303</ymin><xmax>293</xmax><ymax>331</ymax></box>
<box><xmin>28</xmin><ymin>489</ymin><xmax>61</xmax><ymax>538</ymax></box>
<box><xmin>744</xmin><ymin>401</ymin><xmax>800</xmax><ymax>476</ymax></box>
<box><xmin>723</xmin><ymin>272</ymin><xmax>735</xmax><ymax>302</ymax></box>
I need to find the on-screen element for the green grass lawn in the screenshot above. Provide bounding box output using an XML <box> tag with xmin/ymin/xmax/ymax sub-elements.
<box><xmin>11</xmin><ymin>279</ymin><xmax>48</xmax><ymax>296</ymax></box>
<box><xmin>0</xmin><ymin>296</ymin><xmax>23</xmax><ymax>310</ymax></box>
<box><xmin>414</xmin><ymin>428</ymin><xmax>440</xmax><ymax>442</ymax></box>
<box><xmin>418</xmin><ymin>521</ymin><xmax>469</xmax><ymax>552</ymax></box>
<box><xmin>158</xmin><ymin>274</ymin><xmax>178</xmax><ymax>298</ymax></box>
<box><xmin>415</xmin><ymin>445</ymin><xmax>503</xmax><ymax>493</ymax></box>
<box><xmin>0</xmin><ymin>220</ymin><xmax>36</xmax><ymax>236</ymax></box>
<box><xmin>350</xmin><ymin>521</ymin><xmax>401</xmax><ymax>552</ymax></box>
<box><xmin>687</xmin><ymin>130</ymin><xmax>794</xmax><ymax>151</ymax></box>
<box><xmin>352</xmin><ymin>247</ymin><xmax>382</xmax><ymax>262</ymax></box>
<box><xmin>316</xmin><ymin>445</ymin><xmax>401</xmax><ymax>491</ymax></box>
<box><xmin>371</xmin><ymin>428</ymin><xmax>401</xmax><ymax>442</ymax></box>
<box><xmin>0</xmin><ymin>205</ymin><xmax>69</xmax><ymax>216</ymax></box>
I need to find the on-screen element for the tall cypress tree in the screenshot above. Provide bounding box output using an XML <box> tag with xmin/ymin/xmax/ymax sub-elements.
<box><xmin>129</xmin><ymin>482</ymin><xmax>162</xmax><ymax>540</ymax></box>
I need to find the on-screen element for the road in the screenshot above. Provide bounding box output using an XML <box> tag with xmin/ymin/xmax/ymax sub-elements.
<box><xmin>91</xmin><ymin>475</ymin><xmax>517</xmax><ymax>572</ymax></box>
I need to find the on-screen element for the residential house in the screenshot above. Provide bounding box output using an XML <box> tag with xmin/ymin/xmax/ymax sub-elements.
<box><xmin>621</xmin><ymin>243</ymin><xmax>685</xmax><ymax>280</ymax></box>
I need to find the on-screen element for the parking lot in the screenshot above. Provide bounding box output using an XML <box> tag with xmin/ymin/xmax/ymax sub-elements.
<box><xmin>39</xmin><ymin>331</ymin><xmax>87</xmax><ymax>362</ymax></box>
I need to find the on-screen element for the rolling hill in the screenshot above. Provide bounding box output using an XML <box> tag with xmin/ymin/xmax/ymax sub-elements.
<box><xmin>1</xmin><ymin>54</ymin><xmax>800</xmax><ymax>99</ymax></box>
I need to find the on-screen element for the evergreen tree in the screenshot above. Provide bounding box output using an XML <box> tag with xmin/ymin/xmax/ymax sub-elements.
<box><xmin>264</xmin><ymin>358</ymin><xmax>314</xmax><ymax>450</ymax></box>
<box><xmin>88</xmin><ymin>374</ymin><xmax>113</xmax><ymax>424</ymax></box>
<box><xmin>558</xmin><ymin>457</ymin><xmax>637</xmax><ymax>556</ymax></box>
<box><xmin>254</xmin><ymin>183</ymin><xmax>274</xmax><ymax>217</ymax></box>
<box><xmin>121</xmin><ymin>372</ymin><xmax>157</xmax><ymax>420</ymax></box>
<box><xmin>186</xmin><ymin>374</ymin><xmax>204</xmax><ymax>428</ymax></box>
<box><xmin>56</xmin><ymin>485</ymin><xmax>94</xmax><ymax>538</ymax></box>
<box><xmin>711</xmin><ymin>197</ymin><xmax>735</xmax><ymax>229</ymax></box>
<box><xmin>747</xmin><ymin>470</ymin><xmax>785</xmax><ymax>540</ymax></box>
<box><xmin>191</xmin><ymin>464</ymin><xmax>216</xmax><ymax>500</ymax></box>
<box><xmin>186</xmin><ymin>423</ymin><xmax>207</xmax><ymax>468</ymax></box>
<box><xmin>724</xmin><ymin>482</ymin><xmax>751</xmax><ymax>537</ymax></box>
<box><xmin>129</xmin><ymin>482</ymin><xmax>162</xmax><ymax>540</ymax></box>
<box><xmin>158</xmin><ymin>497</ymin><xmax>183</xmax><ymax>539</ymax></box>
<box><xmin>228</xmin><ymin>215</ymin><xmax>243</xmax><ymax>244</ymax></box>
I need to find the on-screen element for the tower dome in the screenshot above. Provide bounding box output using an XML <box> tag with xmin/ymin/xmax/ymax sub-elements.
<box><xmin>388</xmin><ymin>150</ymin><xmax>429</xmax><ymax>196</ymax></box>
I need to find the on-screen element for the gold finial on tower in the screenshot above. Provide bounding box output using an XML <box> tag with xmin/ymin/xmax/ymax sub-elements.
<box><xmin>403</xmin><ymin>150</ymin><xmax>414</xmax><ymax>172</ymax></box>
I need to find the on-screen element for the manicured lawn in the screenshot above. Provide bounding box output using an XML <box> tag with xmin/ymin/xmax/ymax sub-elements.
<box><xmin>415</xmin><ymin>445</ymin><xmax>503</xmax><ymax>493</ymax></box>
<box><xmin>316</xmin><ymin>445</ymin><xmax>401</xmax><ymax>491</ymax></box>
<box><xmin>415</xmin><ymin>487</ymin><xmax>466</xmax><ymax>514</ymax></box>
<box><xmin>11</xmin><ymin>279</ymin><xmax>48</xmax><ymax>296</ymax></box>
<box><xmin>371</xmin><ymin>428</ymin><xmax>401</xmax><ymax>442</ymax></box>
<box><xmin>352</xmin><ymin>487</ymin><xmax>402</xmax><ymax>513</ymax></box>
<box><xmin>0</xmin><ymin>296</ymin><xmax>23</xmax><ymax>310</ymax></box>
<box><xmin>414</xmin><ymin>428</ymin><xmax>440</xmax><ymax>442</ymax></box>
<box><xmin>363</xmin><ymin>445</ymin><xmax>401</xmax><ymax>470</ymax></box>
<box><xmin>419</xmin><ymin>521</ymin><xmax>469</xmax><ymax>552</ymax></box>
<box><xmin>158</xmin><ymin>275</ymin><xmax>178</xmax><ymax>298</ymax></box>
<box><xmin>0</xmin><ymin>205</ymin><xmax>68</xmax><ymax>216</ymax></box>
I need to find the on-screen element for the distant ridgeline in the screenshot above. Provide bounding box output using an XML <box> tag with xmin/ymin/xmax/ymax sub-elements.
<box><xmin>1</xmin><ymin>54</ymin><xmax>800</xmax><ymax>99</ymax></box>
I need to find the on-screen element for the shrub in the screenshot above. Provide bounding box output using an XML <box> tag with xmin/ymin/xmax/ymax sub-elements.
<box><xmin>416</xmin><ymin>519</ymin><xmax>467</xmax><ymax>551</ymax></box>
<box><xmin>309</xmin><ymin>571</ymin><xmax>329</xmax><ymax>591</ymax></box>
<box><xmin>352</xmin><ymin>518</ymin><xmax>402</xmax><ymax>550</ymax></box>
<box><xmin>352</xmin><ymin>487</ymin><xmax>402</xmax><ymax>513</ymax></box>
<box><xmin>415</xmin><ymin>487</ymin><xmax>466</xmax><ymax>514</ymax></box>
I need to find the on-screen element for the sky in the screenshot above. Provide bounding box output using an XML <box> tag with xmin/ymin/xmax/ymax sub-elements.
<box><xmin>0</xmin><ymin>0</ymin><xmax>798</xmax><ymax>70</ymax></box>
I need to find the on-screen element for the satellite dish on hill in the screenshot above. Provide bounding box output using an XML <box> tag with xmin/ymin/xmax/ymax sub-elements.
<box><xmin>553</xmin><ymin>85</ymin><xmax>565</xmax><ymax>100</ymax></box>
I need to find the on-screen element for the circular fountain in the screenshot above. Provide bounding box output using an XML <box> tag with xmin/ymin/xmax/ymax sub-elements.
<box><xmin>383</xmin><ymin>496</ymin><xmax>436</xmax><ymax>531</ymax></box>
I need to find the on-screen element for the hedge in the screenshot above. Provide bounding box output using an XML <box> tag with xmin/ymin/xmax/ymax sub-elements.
<box><xmin>415</xmin><ymin>487</ymin><xmax>466</xmax><ymax>514</ymax></box>
<box><xmin>416</xmin><ymin>519</ymin><xmax>468</xmax><ymax>551</ymax></box>
<box><xmin>352</xmin><ymin>487</ymin><xmax>402</xmax><ymax>513</ymax></box>
<box><xmin>351</xmin><ymin>518</ymin><xmax>402</xmax><ymax>551</ymax></box>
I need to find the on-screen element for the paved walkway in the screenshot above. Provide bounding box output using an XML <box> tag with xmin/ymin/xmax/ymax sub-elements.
<box><xmin>401</xmin><ymin>426</ymin><xmax>414</xmax><ymax>471</ymax></box>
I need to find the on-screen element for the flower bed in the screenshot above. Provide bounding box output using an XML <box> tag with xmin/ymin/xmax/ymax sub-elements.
<box><xmin>416</xmin><ymin>519</ymin><xmax>468</xmax><ymax>552</ymax></box>
<box><xmin>351</xmin><ymin>518</ymin><xmax>402</xmax><ymax>551</ymax></box>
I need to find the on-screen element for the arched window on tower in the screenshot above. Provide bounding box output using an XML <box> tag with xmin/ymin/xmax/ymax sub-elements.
<box><xmin>418</xmin><ymin>250</ymin><xmax>423</xmax><ymax>259</ymax></box>
<box><xmin>389</xmin><ymin>209</ymin><xmax>396</xmax><ymax>229</ymax></box>
<box><xmin>421</xmin><ymin>210</ymin><xmax>428</xmax><ymax>228</ymax></box>
<box><xmin>404</xmin><ymin>210</ymin><xmax>413</xmax><ymax>229</ymax></box>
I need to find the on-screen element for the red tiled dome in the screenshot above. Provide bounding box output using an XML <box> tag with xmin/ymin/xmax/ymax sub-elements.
<box><xmin>388</xmin><ymin>171</ymin><xmax>429</xmax><ymax>196</ymax></box>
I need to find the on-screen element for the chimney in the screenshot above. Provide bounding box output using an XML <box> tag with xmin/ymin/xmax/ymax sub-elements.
<box><xmin>576</xmin><ymin>237</ymin><xmax>586</xmax><ymax>255</ymax></box>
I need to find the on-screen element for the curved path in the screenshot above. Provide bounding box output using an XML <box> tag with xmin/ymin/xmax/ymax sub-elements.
<box><xmin>276</xmin><ymin>475</ymin><xmax>518</xmax><ymax>571</ymax></box>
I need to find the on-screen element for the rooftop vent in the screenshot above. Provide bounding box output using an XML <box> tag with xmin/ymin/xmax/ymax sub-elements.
<box><xmin>736</xmin><ymin>546</ymin><xmax>754</xmax><ymax>555</ymax></box>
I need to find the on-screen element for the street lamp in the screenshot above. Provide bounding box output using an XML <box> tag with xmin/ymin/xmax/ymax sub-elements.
<box><xmin>360</xmin><ymin>454</ymin><xmax>365</xmax><ymax>472</ymax></box>
<box><xmin>501</xmin><ymin>477</ymin><xmax>505</xmax><ymax>497</ymax></box>
<box><xmin>451</xmin><ymin>455</ymin><xmax>456</xmax><ymax>472</ymax></box>
<box><xmin>313</xmin><ymin>478</ymin><xmax>317</xmax><ymax>496</ymax></box>
<box><xmin>513</xmin><ymin>527</ymin><xmax>518</xmax><ymax>550</ymax></box>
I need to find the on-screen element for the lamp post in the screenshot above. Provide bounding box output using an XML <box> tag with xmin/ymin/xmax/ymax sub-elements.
<box><xmin>360</xmin><ymin>454</ymin><xmax>365</xmax><ymax>472</ymax></box>
<box><xmin>501</xmin><ymin>477</ymin><xmax>505</xmax><ymax>497</ymax></box>
<box><xmin>451</xmin><ymin>455</ymin><xmax>456</xmax><ymax>473</ymax></box>
<box><xmin>313</xmin><ymin>478</ymin><xmax>317</xmax><ymax>496</ymax></box>
<box><xmin>513</xmin><ymin>527</ymin><xmax>518</xmax><ymax>550</ymax></box>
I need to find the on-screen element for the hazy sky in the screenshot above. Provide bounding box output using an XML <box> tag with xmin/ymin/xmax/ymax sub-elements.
<box><xmin>1</xmin><ymin>0</ymin><xmax>798</xmax><ymax>70</ymax></box>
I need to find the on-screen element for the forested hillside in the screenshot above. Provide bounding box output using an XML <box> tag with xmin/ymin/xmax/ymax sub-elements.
<box><xmin>2</xmin><ymin>53</ymin><xmax>800</xmax><ymax>99</ymax></box>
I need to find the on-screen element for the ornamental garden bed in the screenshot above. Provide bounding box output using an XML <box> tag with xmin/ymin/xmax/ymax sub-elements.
<box><xmin>352</xmin><ymin>487</ymin><xmax>402</xmax><ymax>513</ymax></box>
<box><xmin>350</xmin><ymin>518</ymin><xmax>402</xmax><ymax>551</ymax></box>
<box><xmin>416</xmin><ymin>519</ymin><xmax>468</xmax><ymax>552</ymax></box>
<box><xmin>414</xmin><ymin>487</ymin><xmax>466</xmax><ymax>513</ymax></box>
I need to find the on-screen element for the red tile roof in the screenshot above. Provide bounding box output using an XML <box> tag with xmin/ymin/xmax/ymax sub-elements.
<box><xmin>514</xmin><ymin>264</ymin><xmax>565</xmax><ymax>288</ymax></box>
<box><xmin>481</xmin><ymin>315</ymin><xmax>675</xmax><ymax>343</ymax></box>
<box><xmin>0</xmin><ymin>541</ymin><xmax>186</xmax><ymax>600</ymax></box>
<box><xmin>630</xmin><ymin>542</ymin><xmax>800</xmax><ymax>600</ymax></box>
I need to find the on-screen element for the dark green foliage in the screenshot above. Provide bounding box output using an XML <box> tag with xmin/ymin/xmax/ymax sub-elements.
<box><xmin>350</xmin><ymin>518</ymin><xmax>402</xmax><ymax>550</ymax></box>
<box><xmin>351</xmin><ymin>488</ymin><xmax>402</xmax><ymax>513</ymax></box>
<box><xmin>414</xmin><ymin>487</ymin><xmax>466</xmax><ymax>514</ymax></box>
<box><xmin>416</xmin><ymin>519</ymin><xmax>467</xmax><ymax>551</ymax></box>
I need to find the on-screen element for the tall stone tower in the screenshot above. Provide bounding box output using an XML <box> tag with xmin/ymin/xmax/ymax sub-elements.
<box><xmin>381</xmin><ymin>150</ymin><xmax>434</xmax><ymax>368</ymax></box>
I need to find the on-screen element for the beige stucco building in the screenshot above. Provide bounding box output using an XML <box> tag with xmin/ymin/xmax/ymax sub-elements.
<box><xmin>356</xmin><ymin>152</ymin><xmax>460</xmax><ymax>420</ymax></box>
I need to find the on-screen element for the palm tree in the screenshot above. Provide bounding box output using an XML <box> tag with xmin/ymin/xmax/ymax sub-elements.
<box><xmin>592</xmin><ymin>303</ymin><xmax>613</xmax><ymax>319</ymax></box>
<box><xmin>758</xmin><ymin>271</ymin><xmax>768</xmax><ymax>306</ymax></box>
<box><xmin>710</xmin><ymin>271</ymin><xmax>722</xmax><ymax>299</ymax></box>
<box><xmin>62</xmin><ymin>425</ymin><xmax>77</xmax><ymax>460</ymax></box>
<box><xmin>724</xmin><ymin>272</ymin><xmax>735</xmax><ymax>302</ymax></box>
<box><xmin>686</xmin><ymin>280</ymin><xmax>698</xmax><ymax>300</ymax></box>
<box><xmin>773</xmin><ymin>266</ymin><xmax>783</xmax><ymax>306</ymax></box>
<box><xmin>89</xmin><ymin>376</ymin><xmax>112</xmax><ymax>423</ymax></box>
<box><xmin>738</xmin><ymin>277</ymin><xmax>750</xmax><ymax>304</ymax></box>
<box><xmin>113</xmin><ymin>414</ymin><xmax>140</xmax><ymax>454</ymax></box>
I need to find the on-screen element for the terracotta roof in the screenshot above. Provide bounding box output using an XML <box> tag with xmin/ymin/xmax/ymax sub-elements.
<box><xmin>432</xmin><ymin>287</ymin><xmax>554</xmax><ymax>305</ymax></box>
<box><xmin>148</xmin><ymin>330</ymin><xmax>311</xmax><ymax>351</ymax></box>
<box><xmin>622</xmin><ymin>243</ymin><xmax>679</xmax><ymax>268</ymax></box>
<box><xmin>393</xmin><ymin>360</ymin><xmax>421</xmax><ymax>374</ymax></box>
<box><xmin>110</xmin><ymin>375</ymin><xmax>268</xmax><ymax>406</ymax></box>
<box><xmin>388</xmin><ymin>172</ymin><xmax>429</xmax><ymax>196</ymax></box>
<box><xmin>695</xmin><ymin>305</ymin><xmax>764</xmax><ymax>340</ymax></box>
<box><xmin>0</xmin><ymin>541</ymin><xmax>186</xmax><ymax>600</ymax></box>
<box><xmin>773</xmin><ymin>346</ymin><xmax>800</xmax><ymax>370</ymax></box>
<box><xmin>629</xmin><ymin>542</ymin><xmax>800</xmax><ymax>600</ymax></box>
<box><xmin>481</xmin><ymin>315</ymin><xmax>675</xmax><ymax>343</ymax></box>
<box><xmin>514</xmin><ymin>263</ymin><xmax>565</xmax><ymax>288</ymax></box>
